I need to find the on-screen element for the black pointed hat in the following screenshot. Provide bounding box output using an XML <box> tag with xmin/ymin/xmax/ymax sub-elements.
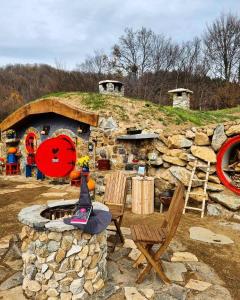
<box><xmin>64</xmin><ymin>174</ymin><xmax>112</xmax><ymax>234</ymax></box>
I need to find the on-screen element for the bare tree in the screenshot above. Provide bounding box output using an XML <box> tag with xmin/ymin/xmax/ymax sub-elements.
<box><xmin>112</xmin><ymin>27</ymin><xmax>154</xmax><ymax>77</ymax></box>
<box><xmin>204</xmin><ymin>13</ymin><xmax>240</xmax><ymax>81</ymax></box>
<box><xmin>77</xmin><ymin>50</ymin><xmax>110</xmax><ymax>75</ymax></box>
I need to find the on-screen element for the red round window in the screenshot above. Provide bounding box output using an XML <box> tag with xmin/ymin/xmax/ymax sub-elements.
<box><xmin>217</xmin><ymin>135</ymin><xmax>240</xmax><ymax>195</ymax></box>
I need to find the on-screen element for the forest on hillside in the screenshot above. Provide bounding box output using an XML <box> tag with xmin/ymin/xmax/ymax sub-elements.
<box><xmin>0</xmin><ymin>13</ymin><xmax>239</xmax><ymax>121</ymax></box>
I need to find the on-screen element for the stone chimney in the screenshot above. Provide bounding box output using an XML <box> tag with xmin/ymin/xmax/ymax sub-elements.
<box><xmin>168</xmin><ymin>88</ymin><xmax>193</xmax><ymax>109</ymax></box>
<box><xmin>99</xmin><ymin>80</ymin><xmax>124</xmax><ymax>96</ymax></box>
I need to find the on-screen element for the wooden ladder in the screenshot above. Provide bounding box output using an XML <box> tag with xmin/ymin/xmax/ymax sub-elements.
<box><xmin>183</xmin><ymin>159</ymin><xmax>210</xmax><ymax>218</ymax></box>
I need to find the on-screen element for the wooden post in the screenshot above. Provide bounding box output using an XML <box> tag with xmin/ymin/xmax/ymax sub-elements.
<box><xmin>132</xmin><ymin>176</ymin><xmax>154</xmax><ymax>214</ymax></box>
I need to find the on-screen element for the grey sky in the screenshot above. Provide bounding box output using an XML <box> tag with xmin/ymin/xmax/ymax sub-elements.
<box><xmin>0</xmin><ymin>0</ymin><xmax>239</xmax><ymax>69</ymax></box>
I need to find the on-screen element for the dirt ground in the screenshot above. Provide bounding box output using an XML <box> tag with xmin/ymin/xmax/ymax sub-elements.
<box><xmin>0</xmin><ymin>176</ymin><xmax>240</xmax><ymax>299</ymax></box>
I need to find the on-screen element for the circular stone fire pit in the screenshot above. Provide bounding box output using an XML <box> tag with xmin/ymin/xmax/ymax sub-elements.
<box><xmin>18</xmin><ymin>200</ymin><xmax>108</xmax><ymax>299</ymax></box>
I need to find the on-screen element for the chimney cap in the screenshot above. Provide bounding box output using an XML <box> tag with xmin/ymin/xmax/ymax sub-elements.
<box><xmin>99</xmin><ymin>80</ymin><xmax>123</xmax><ymax>85</ymax></box>
<box><xmin>168</xmin><ymin>88</ymin><xmax>193</xmax><ymax>94</ymax></box>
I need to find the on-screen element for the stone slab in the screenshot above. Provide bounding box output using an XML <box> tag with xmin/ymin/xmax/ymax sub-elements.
<box><xmin>45</xmin><ymin>220</ymin><xmax>75</xmax><ymax>232</ymax></box>
<box><xmin>18</xmin><ymin>205</ymin><xmax>48</xmax><ymax>228</ymax></box>
<box><xmin>189</xmin><ymin>227</ymin><xmax>234</xmax><ymax>244</ymax></box>
<box><xmin>171</xmin><ymin>252</ymin><xmax>198</xmax><ymax>262</ymax></box>
<box><xmin>162</xmin><ymin>261</ymin><xmax>187</xmax><ymax>282</ymax></box>
<box><xmin>185</xmin><ymin>279</ymin><xmax>212</xmax><ymax>291</ymax></box>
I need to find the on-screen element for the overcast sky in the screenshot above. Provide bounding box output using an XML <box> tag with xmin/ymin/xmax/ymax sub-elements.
<box><xmin>0</xmin><ymin>0</ymin><xmax>239</xmax><ymax>69</ymax></box>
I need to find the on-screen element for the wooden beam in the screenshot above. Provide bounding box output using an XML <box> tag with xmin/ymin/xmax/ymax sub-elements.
<box><xmin>0</xmin><ymin>98</ymin><xmax>99</xmax><ymax>131</ymax></box>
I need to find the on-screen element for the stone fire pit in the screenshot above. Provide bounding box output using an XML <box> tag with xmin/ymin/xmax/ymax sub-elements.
<box><xmin>18</xmin><ymin>200</ymin><xmax>108</xmax><ymax>299</ymax></box>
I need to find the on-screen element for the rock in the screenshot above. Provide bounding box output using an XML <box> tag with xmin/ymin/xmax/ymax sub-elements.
<box><xmin>189</xmin><ymin>187</ymin><xmax>207</xmax><ymax>202</ymax></box>
<box><xmin>89</xmin><ymin>253</ymin><xmax>100</xmax><ymax>268</ymax></box>
<box><xmin>99</xmin><ymin>117</ymin><xmax>118</xmax><ymax>131</ymax></box>
<box><xmin>189</xmin><ymin>284</ymin><xmax>232</xmax><ymax>300</ymax></box>
<box><xmin>194</xmin><ymin>132</ymin><xmax>210</xmax><ymax>146</ymax></box>
<box><xmin>140</xmin><ymin>288</ymin><xmax>155</xmax><ymax>299</ymax></box>
<box><xmin>226</xmin><ymin>124</ymin><xmax>240</xmax><ymax>136</ymax></box>
<box><xmin>45</xmin><ymin>269</ymin><xmax>53</xmax><ymax>280</ymax></box>
<box><xmin>72</xmin><ymin>291</ymin><xmax>88</xmax><ymax>299</ymax></box>
<box><xmin>47</xmin><ymin>252</ymin><xmax>56</xmax><ymax>262</ymax></box>
<box><xmin>191</xmin><ymin>146</ymin><xmax>216</xmax><ymax>163</ymax></box>
<box><xmin>210</xmin><ymin>191</ymin><xmax>240</xmax><ymax>211</ymax></box>
<box><xmin>169</xmin><ymin>166</ymin><xmax>202</xmax><ymax>187</ymax></box>
<box><xmin>211</xmin><ymin>124</ymin><xmax>227</xmax><ymax>151</ymax></box>
<box><xmin>128</xmin><ymin>248</ymin><xmax>144</xmax><ymax>261</ymax></box>
<box><xmin>162</xmin><ymin>262</ymin><xmax>187</xmax><ymax>282</ymax></box>
<box><xmin>60</xmin><ymin>292</ymin><xmax>72</xmax><ymax>300</ymax></box>
<box><xmin>83</xmin><ymin>256</ymin><xmax>92</xmax><ymax>268</ymax></box>
<box><xmin>59</xmin><ymin>258</ymin><xmax>69</xmax><ymax>273</ymax></box>
<box><xmin>124</xmin><ymin>287</ymin><xmax>147</xmax><ymax>300</ymax></box>
<box><xmin>18</xmin><ymin>205</ymin><xmax>48</xmax><ymax>228</ymax></box>
<box><xmin>26</xmin><ymin>264</ymin><xmax>37</xmax><ymax>280</ymax></box>
<box><xmin>45</xmin><ymin>220</ymin><xmax>74</xmax><ymax>232</ymax></box>
<box><xmin>155</xmin><ymin>144</ymin><xmax>169</xmax><ymax>154</ymax></box>
<box><xmin>77</xmin><ymin>267</ymin><xmax>85</xmax><ymax>278</ymax></box>
<box><xmin>123</xmin><ymin>239</ymin><xmax>137</xmax><ymax>249</ymax></box>
<box><xmin>78</xmin><ymin>245</ymin><xmax>89</xmax><ymax>260</ymax></box>
<box><xmin>162</xmin><ymin>155</ymin><xmax>186</xmax><ymax>166</ymax></box>
<box><xmin>0</xmin><ymin>272</ymin><xmax>23</xmax><ymax>291</ymax></box>
<box><xmin>93</xmin><ymin>279</ymin><xmax>104</xmax><ymax>291</ymax></box>
<box><xmin>207</xmin><ymin>203</ymin><xmax>233</xmax><ymax>217</ymax></box>
<box><xmin>85</xmin><ymin>267</ymin><xmax>98</xmax><ymax>280</ymax></box>
<box><xmin>66</xmin><ymin>245</ymin><xmax>82</xmax><ymax>257</ymax></box>
<box><xmin>24</xmin><ymin>279</ymin><xmax>41</xmax><ymax>292</ymax></box>
<box><xmin>48</xmin><ymin>232</ymin><xmax>62</xmax><ymax>242</ymax></box>
<box><xmin>197</xmin><ymin>173</ymin><xmax>220</xmax><ymax>183</ymax></box>
<box><xmin>207</xmin><ymin>183</ymin><xmax>224</xmax><ymax>192</ymax></box>
<box><xmin>84</xmin><ymin>280</ymin><xmax>94</xmax><ymax>295</ymax></box>
<box><xmin>189</xmin><ymin>227</ymin><xmax>234</xmax><ymax>244</ymax></box>
<box><xmin>171</xmin><ymin>252</ymin><xmax>198</xmax><ymax>262</ymax></box>
<box><xmin>70</xmin><ymin>278</ymin><xmax>84</xmax><ymax>295</ymax></box>
<box><xmin>41</xmin><ymin>264</ymin><xmax>48</xmax><ymax>273</ymax></box>
<box><xmin>46</xmin><ymin>288</ymin><xmax>59</xmax><ymax>297</ymax></box>
<box><xmin>188</xmin><ymin>161</ymin><xmax>216</xmax><ymax>174</ymax></box>
<box><xmin>61</xmin><ymin>235</ymin><xmax>74</xmax><ymax>251</ymax></box>
<box><xmin>59</xmin><ymin>277</ymin><xmax>73</xmax><ymax>293</ymax></box>
<box><xmin>55</xmin><ymin>249</ymin><xmax>66</xmax><ymax>263</ymax></box>
<box><xmin>54</xmin><ymin>273</ymin><xmax>66</xmax><ymax>281</ymax></box>
<box><xmin>168</xmin><ymin>135</ymin><xmax>192</xmax><ymax>149</ymax></box>
<box><xmin>179</xmin><ymin>152</ymin><xmax>196</xmax><ymax>162</ymax></box>
<box><xmin>186</xmin><ymin>130</ymin><xmax>195</xmax><ymax>139</ymax></box>
<box><xmin>74</xmin><ymin>260</ymin><xmax>83</xmax><ymax>272</ymax></box>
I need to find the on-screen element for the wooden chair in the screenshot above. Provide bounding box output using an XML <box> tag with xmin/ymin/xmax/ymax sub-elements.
<box><xmin>130</xmin><ymin>182</ymin><xmax>185</xmax><ymax>284</ymax></box>
<box><xmin>104</xmin><ymin>171</ymin><xmax>128</xmax><ymax>246</ymax></box>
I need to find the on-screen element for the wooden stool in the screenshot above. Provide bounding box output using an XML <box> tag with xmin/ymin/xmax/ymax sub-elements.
<box><xmin>6</xmin><ymin>163</ymin><xmax>20</xmax><ymax>175</ymax></box>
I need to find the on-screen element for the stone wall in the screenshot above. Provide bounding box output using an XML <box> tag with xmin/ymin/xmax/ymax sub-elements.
<box><xmin>20</xmin><ymin>225</ymin><xmax>107</xmax><ymax>299</ymax></box>
<box><xmin>90</xmin><ymin>117</ymin><xmax>240</xmax><ymax>213</ymax></box>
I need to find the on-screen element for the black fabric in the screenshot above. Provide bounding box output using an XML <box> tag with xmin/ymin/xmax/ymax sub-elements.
<box><xmin>64</xmin><ymin>209</ymin><xmax>112</xmax><ymax>234</ymax></box>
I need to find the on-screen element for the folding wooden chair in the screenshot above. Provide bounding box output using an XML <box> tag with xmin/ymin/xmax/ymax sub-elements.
<box><xmin>130</xmin><ymin>182</ymin><xmax>185</xmax><ymax>283</ymax></box>
<box><xmin>104</xmin><ymin>171</ymin><xmax>128</xmax><ymax>247</ymax></box>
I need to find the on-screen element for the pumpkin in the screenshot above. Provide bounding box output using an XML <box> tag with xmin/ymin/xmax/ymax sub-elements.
<box><xmin>8</xmin><ymin>147</ymin><xmax>17</xmax><ymax>154</ymax></box>
<box><xmin>87</xmin><ymin>178</ymin><xmax>95</xmax><ymax>191</ymax></box>
<box><xmin>69</xmin><ymin>170</ymin><xmax>81</xmax><ymax>180</ymax></box>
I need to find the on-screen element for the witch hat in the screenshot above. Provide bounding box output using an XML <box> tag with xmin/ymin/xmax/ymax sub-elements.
<box><xmin>75</xmin><ymin>174</ymin><xmax>92</xmax><ymax>211</ymax></box>
<box><xmin>64</xmin><ymin>174</ymin><xmax>112</xmax><ymax>234</ymax></box>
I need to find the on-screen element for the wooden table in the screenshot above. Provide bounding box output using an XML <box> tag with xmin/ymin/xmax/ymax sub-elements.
<box><xmin>132</xmin><ymin>176</ymin><xmax>154</xmax><ymax>215</ymax></box>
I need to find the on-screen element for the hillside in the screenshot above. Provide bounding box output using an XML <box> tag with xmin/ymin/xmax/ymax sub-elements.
<box><xmin>34</xmin><ymin>92</ymin><xmax>240</xmax><ymax>132</ymax></box>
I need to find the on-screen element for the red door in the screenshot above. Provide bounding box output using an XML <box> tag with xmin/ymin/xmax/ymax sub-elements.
<box><xmin>36</xmin><ymin>135</ymin><xmax>76</xmax><ymax>177</ymax></box>
<box><xmin>25</xmin><ymin>132</ymin><xmax>37</xmax><ymax>154</ymax></box>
